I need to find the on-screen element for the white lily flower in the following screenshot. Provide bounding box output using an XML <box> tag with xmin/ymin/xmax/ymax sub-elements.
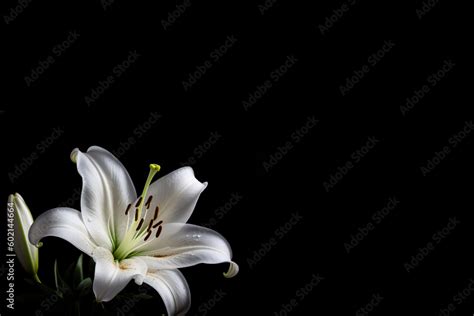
<box><xmin>29</xmin><ymin>146</ymin><xmax>238</xmax><ymax>315</ymax></box>
<box><xmin>9</xmin><ymin>193</ymin><xmax>40</xmax><ymax>282</ymax></box>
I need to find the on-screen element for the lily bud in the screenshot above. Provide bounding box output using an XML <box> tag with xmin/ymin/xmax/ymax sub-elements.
<box><xmin>9</xmin><ymin>193</ymin><xmax>40</xmax><ymax>282</ymax></box>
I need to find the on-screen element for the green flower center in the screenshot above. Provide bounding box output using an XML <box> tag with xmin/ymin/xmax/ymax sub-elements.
<box><xmin>113</xmin><ymin>164</ymin><xmax>164</xmax><ymax>261</ymax></box>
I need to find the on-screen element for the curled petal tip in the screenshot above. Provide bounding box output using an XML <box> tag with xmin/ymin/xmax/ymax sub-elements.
<box><xmin>36</xmin><ymin>241</ymin><xmax>43</xmax><ymax>248</ymax></box>
<box><xmin>134</xmin><ymin>274</ymin><xmax>145</xmax><ymax>286</ymax></box>
<box><xmin>70</xmin><ymin>148</ymin><xmax>79</xmax><ymax>163</ymax></box>
<box><xmin>223</xmin><ymin>261</ymin><xmax>239</xmax><ymax>278</ymax></box>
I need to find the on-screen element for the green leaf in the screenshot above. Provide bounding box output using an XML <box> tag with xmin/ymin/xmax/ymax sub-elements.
<box><xmin>25</xmin><ymin>277</ymin><xmax>56</xmax><ymax>295</ymax></box>
<box><xmin>73</xmin><ymin>254</ymin><xmax>84</xmax><ymax>289</ymax></box>
<box><xmin>54</xmin><ymin>260</ymin><xmax>70</xmax><ymax>297</ymax></box>
<box><xmin>76</xmin><ymin>277</ymin><xmax>92</xmax><ymax>297</ymax></box>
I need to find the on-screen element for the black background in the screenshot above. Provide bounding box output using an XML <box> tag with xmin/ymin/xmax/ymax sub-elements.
<box><xmin>0</xmin><ymin>0</ymin><xmax>471</xmax><ymax>315</ymax></box>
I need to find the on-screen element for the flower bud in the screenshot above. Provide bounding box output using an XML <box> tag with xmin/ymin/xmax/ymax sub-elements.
<box><xmin>9</xmin><ymin>193</ymin><xmax>40</xmax><ymax>282</ymax></box>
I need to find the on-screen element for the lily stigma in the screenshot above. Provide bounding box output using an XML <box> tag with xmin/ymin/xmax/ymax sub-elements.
<box><xmin>29</xmin><ymin>146</ymin><xmax>238</xmax><ymax>315</ymax></box>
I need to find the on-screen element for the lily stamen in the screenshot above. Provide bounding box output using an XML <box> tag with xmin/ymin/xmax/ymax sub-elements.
<box><xmin>146</xmin><ymin>219</ymin><xmax>154</xmax><ymax>232</ymax></box>
<box><xmin>125</xmin><ymin>204</ymin><xmax>131</xmax><ymax>215</ymax></box>
<box><xmin>144</xmin><ymin>230</ymin><xmax>152</xmax><ymax>241</ymax></box>
<box><xmin>152</xmin><ymin>220</ymin><xmax>163</xmax><ymax>228</ymax></box>
<box><xmin>145</xmin><ymin>195</ymin><xmax>153</xmax><ymax>208</ymax></box>
<box><xmin>153</xmin><ymin>206</ymin><xmax>159</xmax><ymax>220</ymax></box>
<box><xmin>155</xmin><ymin>225</ymin><xmax>163</xmax><ymax>238</ymax></box>
<box><xmin>136</xmin><ymin>218</ymin><xmax>144</xmax><ymax>231</ymax></box>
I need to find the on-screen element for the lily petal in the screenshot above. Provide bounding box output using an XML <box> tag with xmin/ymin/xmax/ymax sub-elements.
<box><xmin>144</xmin><ymin>269</ymin><xmax>191</xmax><ymax>316</ymax></box>
<box><xmin>28</xmin><ymin>207</ymin><xmax>97</xmax><ymax>256</ymax></box>
<box><xmin>141</xmin><ymin>167</ymin><xmax>207</xmax><ymax>228</ymax></box>
<box><xmin>135</xmin><ymin>224</ymin><xmax>238</xmax><ymax>276</ymax></box>
<box><xmin>72</xmin><ymin>146</ymin><xmax>137</xmax><ymax>249</ymax></box>
<box><xmin>92</xmin><ymin>247</ymin><xmax>147</xmax><ymax>302</ymax></box>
